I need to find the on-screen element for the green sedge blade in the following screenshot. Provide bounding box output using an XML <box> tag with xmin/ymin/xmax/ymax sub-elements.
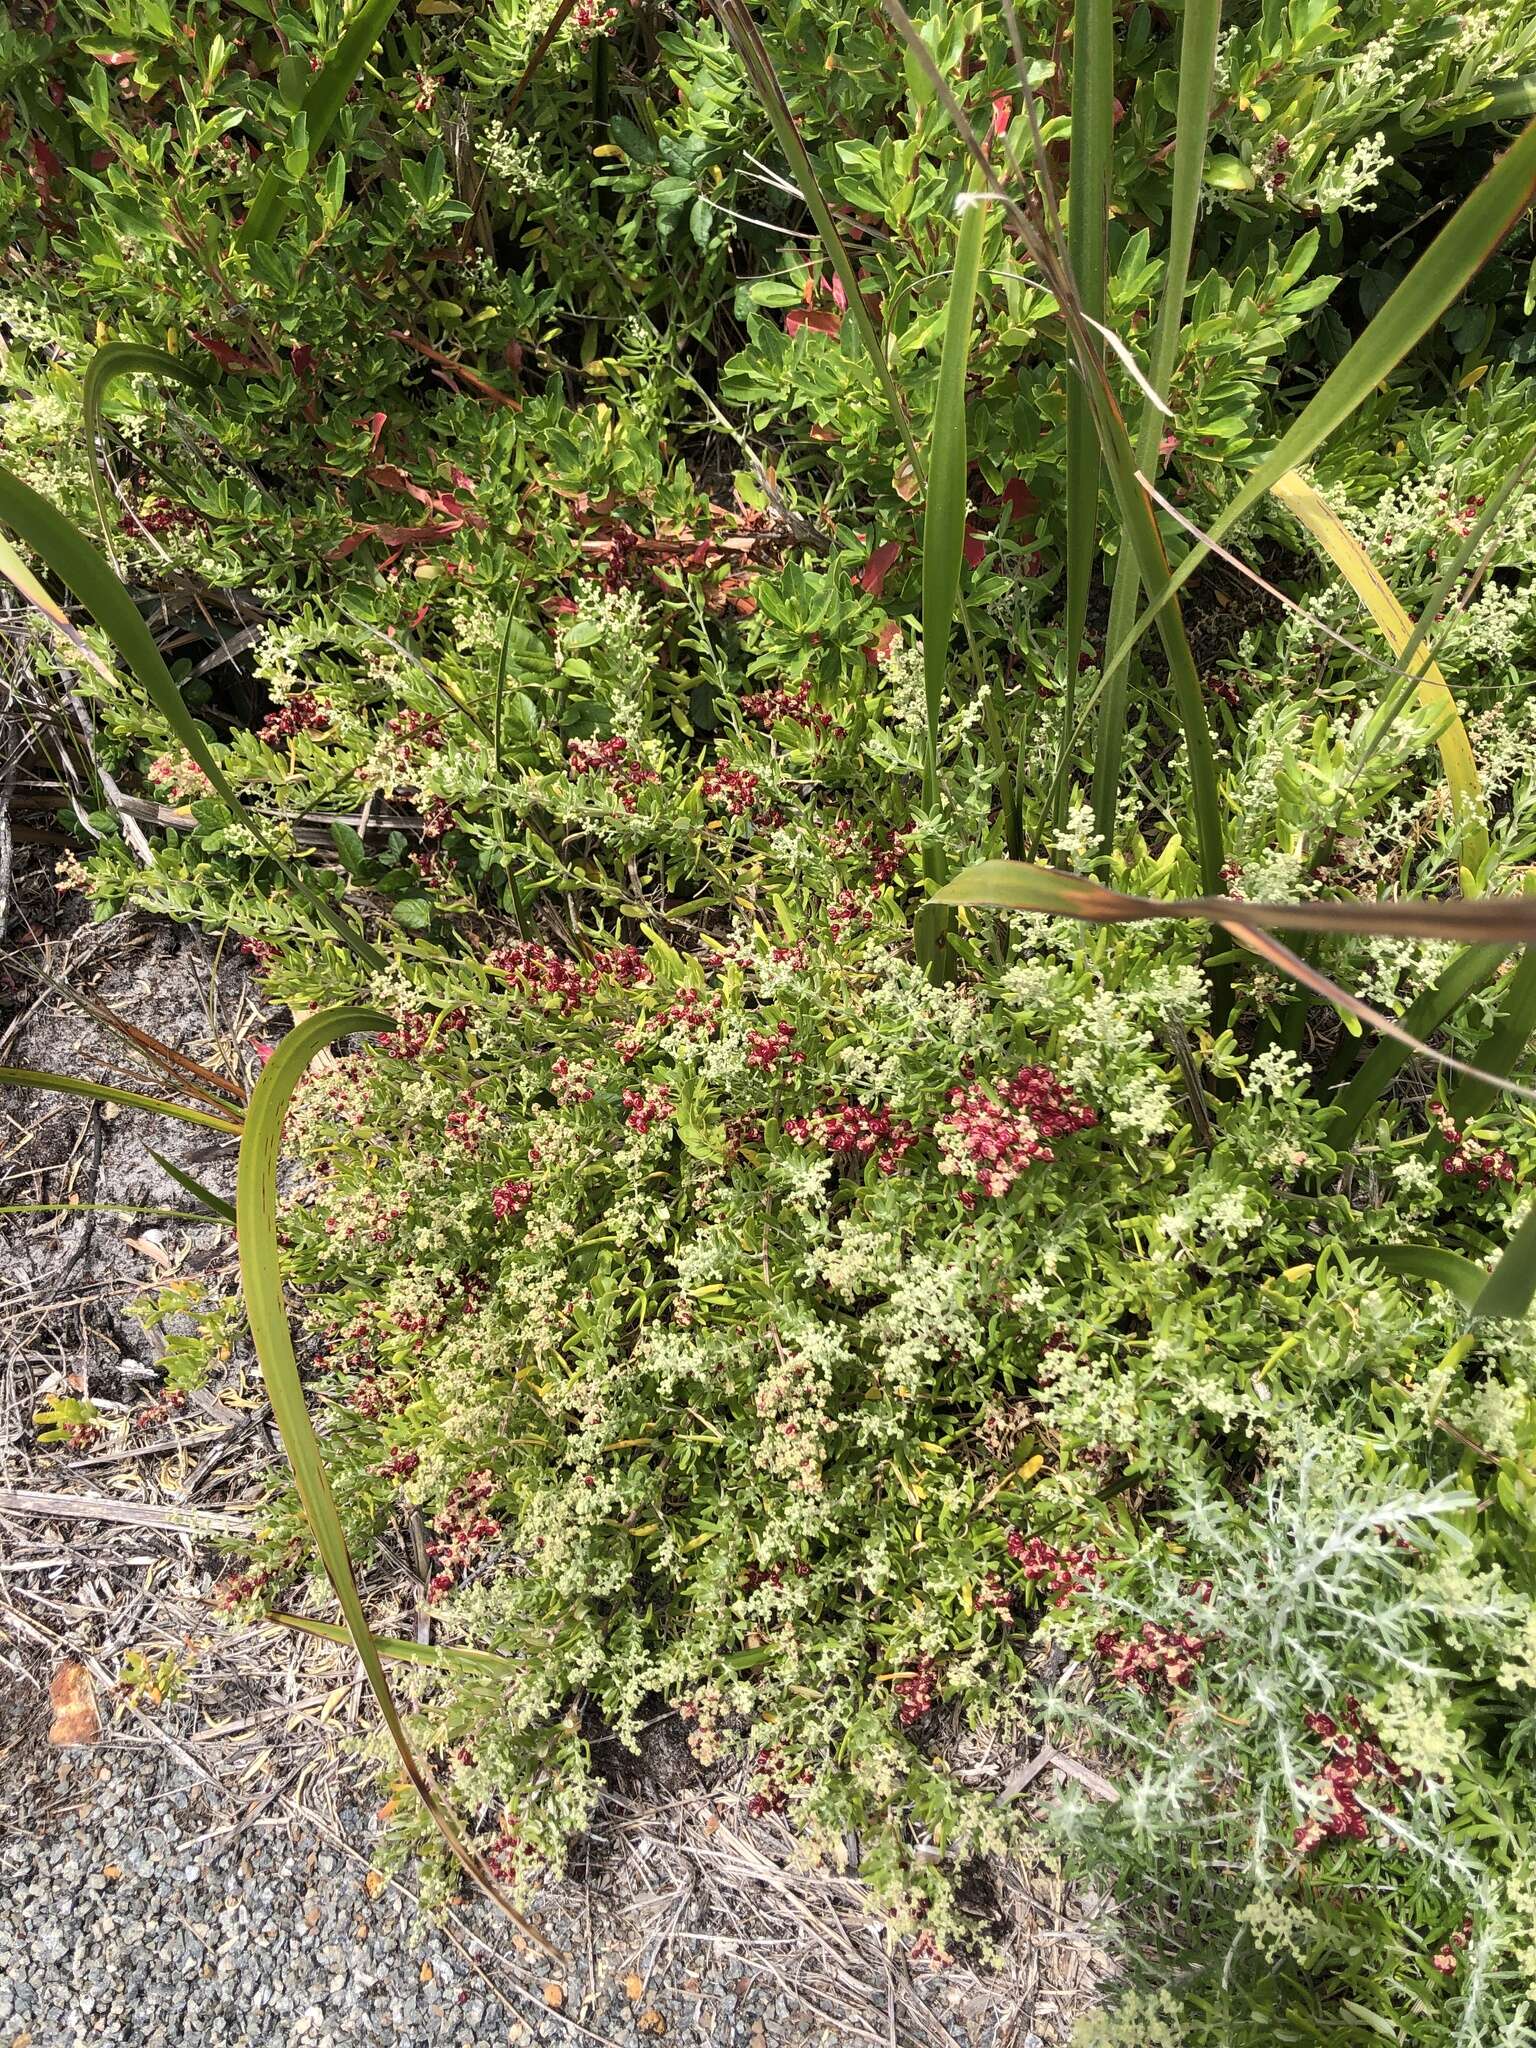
<box><xmin>0</xmin><ymin>1066</ymin><xmax>244</xmax><ymax>1134</ymax></box>
<box><xmin>236</xmin><ymin>1008</ymin><xmax>564</xmax><ymax>1961</ymax></box>
<box><xmin>922</xmin><ymin>179</ymin><xmax>989</xmax><ymax>838</ymax></box>
<box><xmin>266</xmin><ymin>1611</ymin><xmax>522</xmax><ymax>1679</ymax></box>
<box><xmin>1332</xmin><ymin>943</ymin><xmax>1507</xmax><ymax>1148</ymax></box>
<box><xmin>1373</xmin><ymin>1244</ymin><xmax>1487</xmax><ymax>1310</ymax></box>
<box><xmin>0</xmin><ymin>462</ymin><xmax>384</xmax><ymax>971</ymax></box>
<box><xmin>147</xmin><ymin>1149</ymin><xmax>237</xmax><ymax>1223</ymax></box>
<box><xmin>1062</xmin><ymin>0</ymin><xmax>1114</xmax><ymax>763</ymax></box>
<box><xmin>1474</xmin><ymin>1201</ymin><xmax>1536</xmax><ymax>1321</ymax></box>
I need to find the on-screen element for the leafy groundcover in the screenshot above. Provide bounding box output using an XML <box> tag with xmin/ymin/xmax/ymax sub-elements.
<box><xmin>7</xmin><ymin>0</ymin><xmax>1536</xmax><ymax>2039</ymax></box>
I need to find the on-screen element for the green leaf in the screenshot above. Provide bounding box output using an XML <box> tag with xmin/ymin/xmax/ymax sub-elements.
<box><xmin>1373</xmin><ymin>1244</ymin><xmax>1486</xmax><ymax>1309</ymax></box>
<box><xmin>1202</xmin><ymin>153</ymin><xmax>1254</xmax><ymax>190</ymax></box>
<box><xmin>238</xmin><ymin>0</ymin><xmax>404</xmax><ymax>250</ymax></box>
<box><xmin>1063</xmin><ymin>0</ymin><xmax>1114</xmax><ymax>757</ymax></box>
<box><xmin>147</xmin><ymin>1149</ymin><xmax>237</xmax><ymax>1223</ymax></box>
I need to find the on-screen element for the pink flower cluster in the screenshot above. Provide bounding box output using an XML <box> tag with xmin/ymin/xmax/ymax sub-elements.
<box><xmin>938</xmin><ymin>1064</ymin><xmax>1096</xmax><ymax>1204</ymax></box>
<box><xmin>375</xmin><ymin>1007</ymin><xmax>469</xmax><ymax>1060</ymax></box>
<box><xmin>492</xmin><ymin>1177</ymin><xmax>532</xmax><ymax>1220</ymax></box>
<box><xmin>1293</xmin><ymin>1700</ymin><xmax>1403</xmax><ymax>1855</ymax></box>
<box><xmin>894</xmin><ymin>1654</ymin><xmax>941</xmax><ymax>1727</ymax></box>
<box><xmin>147</xmin><ymin>751</ymin><xmax>211</xmax><ymax>802</ymax></box>
<box><xmin>1094</xmin><ymin>1622</ymin><xmax>1208</xmax><ymax>1693</ymax></box>
<box><xmin>1430</xmin><ymin>1917</ymin><xmax>1473</xmax><ymax>1976</ymax></box>
<box><xmin>385</xmin><ymin>708</ymin><xmax>446</xmax><ymax>764</ymax></box>
<box><xmin>551</xmin><ymin>1055</ymin><xmax>595</xmax><ymax>1105</ymax></box>
<box><xmin>1429</xmin><ymin>1100</ymin><xmax>1515</xmax><ymax>1190</ymax></box>
<box><xmin>1007</xmin><ymin>1532</ymin><xmax>1102</xmax><ymax>1608</ymax></box>
<box><xmin>258</xmin><ymin>693</ymin><xmax>331</xmax><ymax>744</ymax></box>
<box><xmin>427</xmin><ymin>1469</ymin><xmax>500</xmax><ymax>1601</ymax></box>
<box><xmin>567</xmin><ymin>734</ymin><xmax>658</xmax><ymax>811</ymax></box>
<box><xmin>784</xmin><ymin>1100</ymin><xmax>916</xmax><ymax>1175</ymax></box>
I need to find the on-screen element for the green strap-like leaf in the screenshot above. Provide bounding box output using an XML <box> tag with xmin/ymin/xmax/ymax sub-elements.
<box><xmin>237</xmin><ymin>1009</ymin><xmax>563</xmax><ymax>1961</ymax></box>
<box><xmin>1454</xmin><ymin>931</ymin><xmax>1536</xmax><ymax>1120</ymax></box>
<box><xmin>1373</xmin><ymin>1244</ymin><xmax>1487</xmax><ymax>1309</ymax></box>
<box><xmin>1474</xmin><ymin>1201</ymin><xmax>1536</xmax><ymax>1321</ymax></box>
<box><xmin>1092</xmin><ymin>0</ymin><xmax>1223</xmax><ymax>845</ymax></box>
<box><xmin>1331</xmin><ymin>943</ymin><xmax>1506</xmax><ymax>1148</ymax></box>
<box><xmin>147</xmin><ymin>1148</ymin><xmax>237</xmax><ymax>1223</ymax></box>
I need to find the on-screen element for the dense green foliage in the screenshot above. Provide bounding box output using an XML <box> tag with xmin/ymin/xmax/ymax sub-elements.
<box><xmin>9</xmin><ymin>0</ymin><xmax>1536</xmax><ymax>2038</ymax></box>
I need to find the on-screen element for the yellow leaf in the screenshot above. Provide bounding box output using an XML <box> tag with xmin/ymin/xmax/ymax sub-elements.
<box><xmin>1271</xmin><ymin>469</ymin><xmax>1487</xmax><ymax>878</ymax></box>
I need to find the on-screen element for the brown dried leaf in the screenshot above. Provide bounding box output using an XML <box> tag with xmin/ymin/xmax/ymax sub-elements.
<box><xmin>48</xmin><ymin>1661</ymin><xmax>100</xmax><ymax>1745</ymax></box>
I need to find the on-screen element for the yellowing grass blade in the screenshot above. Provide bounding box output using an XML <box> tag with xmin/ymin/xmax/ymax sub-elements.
<box><xmin>237</xmin><ymin>1009</ymin><xmax>563</xmax><ymax>1962</ymax></box>
<box><xmin>0</xmin><ymin>1066</ymin><xmax>244</xmax><ymax>1134</ymax></box>
<box><xmin>1271</xmin><ymin>469</ymin><xmax>1488</xmax><ymax>876</ymax></box>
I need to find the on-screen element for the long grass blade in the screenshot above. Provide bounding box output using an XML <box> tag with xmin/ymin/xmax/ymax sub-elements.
<box><xmin>1373</xmin><ymin>1244</ymin><xmax>1487</xmax><ymax>1309</ymax></box>
<box><xmin>0</xmin><ymin>1065</ymin><xmax>244</xmax><ymax>1134</ymax></box>
<box><xmin>1271</xmin><ymin>469</ymin><xmax>1487</xmax><ymax>874</ymax></box>
<box><xmin>146</xmin><ymin>1149</ymin><xmax>237</xmax><ymax>1223</ymax></box>
<box><xmin>0</xmin><ymin>463</ymin><xmax>385</xmax><ymax>971</ymax></box>
<box><xmin>1061</xmin><ymin>0</ymin><xmax>1114</xmax><ymax>770</ymax></box>
<box><xmin>1474</xmin><ymin>1201</ymin><xmax>1536</xmax><ymax>1321</ymax></box>
<box><xmin>717</xmin><ymin>0</ymin><xmax>923</xmax><ymax>477</ymax></box>
<box><xmin>237</xmin><ymin>1008</ymin><xmax>563</xmax><ymax>1961</ymax></box>
<box><xmin>1104</xmin><ymin>117</ymin><xmax>1536</xmax><ymax>676</ymax></box>
<box><xmin>267</xmin><ymin>1611</ymin><xmax>523</xmax><ymax>1678</ymax></box>
<box><xmin>921</xmin><ymin>178</ymin><xmax>989</xmax><ymax>866</ymax></box>
<box><xmin>238</xmin><ymin>0</ymin><xmax>404</xmax><ymax>250</ymax></box>
<box><xmin>82</xmin><ymin>344</ymin><xmax>205</xmax><ymax>554</ymax></box>
<box><xmin>1330</xmin><ymin>941</ymin><xmax>1505</xmax><ymax>1148</ymax></box>
<box><xmin>1454</xmin><ymin>927</ymin><xmax>1536</xmax><ymax>1120</ymax></box>
<box><xmin>1091</xmin><ymin>0</ymin><xmax>1223</xmax><ymax>845</ymax></box>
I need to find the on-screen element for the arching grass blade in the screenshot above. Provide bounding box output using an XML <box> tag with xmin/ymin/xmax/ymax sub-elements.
<box><xmin>0</xmin><ymin>1066</ymin><xmax>244</xmax><ymax>1134</ymax></box>
<box><xmin>82</xmin><ymin>343</ymin><xmax>206</xmax><ymax>554</ymax></box>
<box><xmin>237</xmin><ymin>1008</ymin><xmax>563</xmax><ymax>1961</ymax></box>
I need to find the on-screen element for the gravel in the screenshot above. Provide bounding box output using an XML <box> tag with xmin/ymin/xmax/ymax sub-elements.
<box><xmin>0</xmin><ymin>1738</ymin><xmax>872</xmax><ymax>2048</ymax></box>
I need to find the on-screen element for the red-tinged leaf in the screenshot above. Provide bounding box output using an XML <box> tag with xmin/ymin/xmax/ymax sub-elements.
<box><xmin>1002</xmin><ymin>479</ymin><xmax>1038</xmax><ymax>522</ymax></box>
<box><xmin>962</xmin><ymin>525</ymin><xmax>985</xmax><ymax>570</ymax></box>
<box><xmin>786</xmin><ymin>306</ymin><xmax>842</xmax><ymax>339</ymax></box>
<box><xmin>448</xmin><ymin>465</ymin><xmax>477</xmax><ymax>495</ymax></box>
<box><xmin>367</xmin><ymin>461</ymin><xmax>417</xmax><ymax>496</ymax></box>
<box><xmin>992</xmin><ymin>94</ymin><xmax>1012</xmax><ymax>136</ymax></box>
<box><xmin>289</xmin><ymin>342</ymin><xmax>315</xmax><ymax>377</ymax></box>
<box><xmin>856</xmin><ymin>538</ymin><xmax>902</xmax><ymax>597</ymax></box>
<box><xmin>829</xmin><ymin>272</ymin><xmax>848</xmax><ymax>313</ymax></box>
<box><xmin>503</xmin><ymin>341</ymin><xmax>524</xmax><ymax>373</ymax></box>
<box><xmin>870</xmin><ymin>619</ymin><xmax>903</xmax><ymax>662</ymax></box>
<box><xmin>364</xmin><ymin>410</ymin><xmax>388</xmax><ymax>451</ymax></box>
<box><xmin>192</xmin><ymin>333</ymin><xmax>266</xmax><ymax>375</ymax></box>
<box><xmin>29</xmin><ymin>134</ymin><xmax>65</xmax><ymax>200</ymax></box>
<box><xmin>91</xmin><ymin>49</ymin><xmax>138</xmax><ymax>65</ymax></box>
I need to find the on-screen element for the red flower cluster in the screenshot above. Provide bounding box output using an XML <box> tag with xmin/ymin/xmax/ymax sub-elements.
<box><xmin>1094</xmin><ymin>1622</ymin><xmax>1208</xmax><ymax>1693</ymax></box>
<box><xmin>492</xmin><ymin>1177</ymin><xmax>532</xmax><ymax>1220</ymax></box>
<box><xmin>745</xmin><ymin>1018</ymin><xmax>802</xmax><ymax>1072</ymax></box>
<box><xmin>653</xmin><ymin>985</ymin><xmax>724</xmax><ymax>1037</ymax></box>
<box><xmin>622</xmin><ymin>1085</ymin><xmax>674</xmax><ymax>1135</ymax></box>
<box><xmin>491</xmin><ymin>940</ymin><xmax>652</xmax><ymax>1014</ymax></box>
<box><xmin>740</xmin><ymin>681</ymin><xmax>840</xmax><ymax>735</ymax></box>
<box><xmin>214</xmin><ymin>1565</ymin><xmax>276</xmax><ymax>1613</ymax></box>
<box><xmin>784</xmin><ymin>1101</ymin><xmax>917</xmax><ymax>1175</ymax></box>
<box><xmin>240</xmin><ymin>936</ymin><xmax>280</xmax><ymax>968</ymax></box>
<box><xmin>1293</xmin><ymin>1699</ymin><xmax>1403</xmax><ymax>1854</ymax></box>
<box><xmin>375</xmin><ymin>1007</ymin><xmax>470</xmax><ymax>1059</ymax></box>
<box><xmin>376</xmin><ymin>1446</ymin><xmax>420</xmax><ymax>1480</ymax></box>
<box><xmin>427</xmin><ymin>1470</ymin><xmax>500</xmax><ymax>1601</ymax></box>
<box><xmin>258</xmin><ymin>693</ymin><xmax>331</xmax><ymax>744</ymax></box>
<box><xmin>386</xmin><ymin>708</ymin><xmax>446</xmax><ymax>763</ymax></box>
<box><xmin>551</xmin><ymin>1055</ymin><xmax>595</xmax><ymax>1105</ymax></box>
<box><xmin>567</xmin><ymin>734</ymin><xmax>658</xmax><ymax>811</ymax></box>
<box><xmin>1007</xmin><ymin>1532</ymin><xmax>1102</xmax><ymax>1608</ymax></box>
<box><xmin>421</xmin><ymin>796</ymin><xmax>456</xmax><ymax>841</ymax></box>
<box><xmin>745</xmin><ymin>1744</ymin><xmax>806</xmax><ymax>1818</ymax></box>
<box><xmin>894</xmin><ymin>1654</ymin><xmax>941</xmax><ymax>1727</ymax></box>
<box><xmin>938</xmin><ymin>1064</ymin><xmax>1096</xmax><ymax>1204</ymax></box>
<box><xmin>1429</xmin><ymin>1100</ymin><xmax>1515</xmax><ymax>1190</ymax></box>
<box><xmin>1430</xmin><ymin>1917</ymin><xmax>1473</xmax><ymax>1975</ymax></box>
<box><xmin>701</xmin><ymin>757</ymin><xmax>778</xmax><ymax>824</ymax></box>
